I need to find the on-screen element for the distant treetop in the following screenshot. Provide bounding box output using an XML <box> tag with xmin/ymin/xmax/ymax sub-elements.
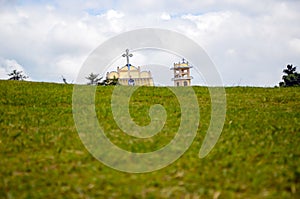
<box><xmin>279</xmin><ymin>64</ymin><xmax>300</xmax><ymax>87</ymax></box>
<box><xmin>8</xmin><ymin>69</ymin><xmax>28</xmax><ymax>81</ymax></box>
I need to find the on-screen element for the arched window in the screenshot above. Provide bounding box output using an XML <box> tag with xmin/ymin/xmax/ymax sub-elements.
<box><xmin>184</xmin><ymin>81</ymin><xmax>188</xmax><ymax>86</ymax></box>
<box><xmin>177</xmin><ymin>82</ymin><xmax>180</xmax><ymax>87</ymax></box>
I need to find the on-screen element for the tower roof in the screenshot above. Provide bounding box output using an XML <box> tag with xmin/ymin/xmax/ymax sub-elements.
<box><xmin>170</xmin><ymin>58</ymin><xmax>193</xmax><ymax>70</ymax></box>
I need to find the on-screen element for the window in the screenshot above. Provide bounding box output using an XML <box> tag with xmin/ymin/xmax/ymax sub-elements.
<box><xmin>177</xmin><ymin>82</ymin><xmax>180</xmax><ymax>86</ymax></box>
<box><xmin>184</xmin><ymin>81</ymin><xmax>188</xmax><ymax>86</ymax></box>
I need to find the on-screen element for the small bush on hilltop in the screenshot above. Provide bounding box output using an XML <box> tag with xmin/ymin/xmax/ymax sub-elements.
<box><xmin>8</xmin><ymin>69</ymin><xmax>28</xmax><ymax>81</ymax></box>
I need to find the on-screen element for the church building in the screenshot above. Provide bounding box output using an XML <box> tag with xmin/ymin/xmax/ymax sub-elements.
<box><xmin>105</xmin><ymin>50</ymin><xmax>194</xmax><ymax>87</ymax></box>
<box><xmin>106</xmin><ymin>65</ymin><xmax>154</xmax><ymax>86</ymax></box>
<box><xmin>106</xmin><ymin>49</ymin><xmax>154</xmax><ymax>86</ymax></box>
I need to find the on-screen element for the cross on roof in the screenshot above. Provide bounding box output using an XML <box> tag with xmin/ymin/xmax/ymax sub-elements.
<box><xmin>122</xmin><ymin>49</ymin><xmax>133</xmax><ymax>69</ymax></box>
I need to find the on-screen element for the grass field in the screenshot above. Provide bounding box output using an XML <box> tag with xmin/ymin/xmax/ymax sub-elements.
<box><xmin>0</xmin><ymin>80</ymin><xmax>299</xmax><ymax>198</ymax></box>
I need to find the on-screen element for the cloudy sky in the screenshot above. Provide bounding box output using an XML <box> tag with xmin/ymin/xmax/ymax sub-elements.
<box><xmin>0</xmin><ymin>0</ymin><xmax>299</xmax><ymax>86</ymax></box>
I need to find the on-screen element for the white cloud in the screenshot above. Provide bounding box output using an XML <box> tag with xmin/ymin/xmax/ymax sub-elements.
<box><xmin>161</xmin><ymin>13</ymin><xmax>171</xmax><ymax>20</ymax></box>
<box><xmin>0</xmin><ymin>0</ymin><xmax>299</xmax><ymax>86</ymax></box>
<box><xmin>0</xmin><ymin>58</ymin><xmax>29</xmax><ymax>80</ymax></box>
<box><xmin>182</xmin><ymin>11</ymin><xmax>232</xmax><ymax>33</ymax></box>
<box><xmin>289</xmin><ymin>38</ymin><xmax>300</xmax><ymax>55</ymax></box>
<box><xmin>177</xmin><ymin>4</ymin><xmax>300</xmax><ymax>86</ymax></box>
<box><xmin>102</xmin><ymin>9</ymin><xmax>124</xmax><ymax>20</ymax></box>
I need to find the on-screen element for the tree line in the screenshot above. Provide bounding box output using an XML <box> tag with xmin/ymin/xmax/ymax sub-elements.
<box><xmin>7</xmin><ymin>70</ymin><xmax>119</xmax><ymax>86</ymax></box>
<box><xmin>6</xmin><ymin>64</ymin><xmax>300</xmax><ymax>87</ymax></box>
<box><xmin>85</xmin><ymin>72</ymin><xmax>119</xmax><ymax>86</ymax></box>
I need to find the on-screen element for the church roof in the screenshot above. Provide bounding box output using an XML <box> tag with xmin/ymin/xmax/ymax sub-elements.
<box><xmin>119</xmin><ymin>65</ymin><xmax>138</xmax><ymax>71</ymax></box>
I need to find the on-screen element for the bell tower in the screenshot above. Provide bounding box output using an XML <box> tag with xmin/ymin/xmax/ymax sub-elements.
<box><xmin>171</xmin><ymin>58</ymin><xmax>193</xmax><ymax>86</ymax></box>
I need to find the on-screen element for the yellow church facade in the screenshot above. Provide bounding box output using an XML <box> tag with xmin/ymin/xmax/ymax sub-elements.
<box><xmin>106</xmin><ymin>65</ymin><xmax>154</xmax><ymax>86</ymax></box>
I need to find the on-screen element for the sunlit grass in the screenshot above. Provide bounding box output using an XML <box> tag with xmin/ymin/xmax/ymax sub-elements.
<box><xmin>0</xmin><ymin>80</ymin><xmax>299</xmax><ymax>198</ymax></box>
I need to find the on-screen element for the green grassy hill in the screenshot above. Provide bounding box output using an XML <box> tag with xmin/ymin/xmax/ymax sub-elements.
<box><xmin>0</xmin><ymin>80</ymin><xmax>299</xmax><ymax>198</ymax></box>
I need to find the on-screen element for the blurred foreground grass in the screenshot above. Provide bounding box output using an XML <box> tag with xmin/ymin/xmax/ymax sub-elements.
<box><xmin>0</xmin><ymin>80</ymin><xmax>299</xmax><ymax>198</ymax></box>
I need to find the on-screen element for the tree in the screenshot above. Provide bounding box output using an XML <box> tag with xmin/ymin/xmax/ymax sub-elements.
<box><xmin>8</xmin><ymin>69</ymin><xmax>28</xmax><ymax>81</ymax></box>
<box><xmin>86</xmin><ymin>73</ymin><xmax>102</xmax><ymax>85</ymax></box>
<box><xmin>283</xmin><ymin>64</ymin><xmax>296</xmax><ymax>75</ymax></box>
<box><xmin>280</xmin><ymin>64</ymin><xmax>300</xmax><ymax>87</ymax></box>
<box><xmin>98</xmin><ymin>76</ymin><xmax>119</xmax><ymax>86</ymax></box>
<box><xmin>107</xmin><ymin>76</ymin><xmax>120</xmax><ymax>86</ymax></box>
